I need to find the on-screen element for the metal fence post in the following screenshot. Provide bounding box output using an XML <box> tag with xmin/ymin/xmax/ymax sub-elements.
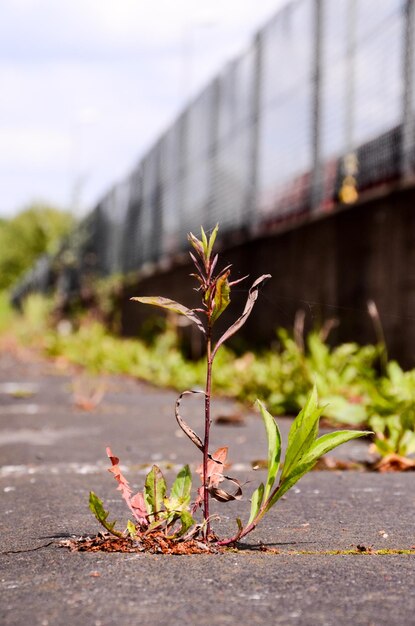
<box><xmin>311</xmin><ymin>0</ymin><xmax>323</xmax><ymax>212</ymax></box>
<box><xmin>207</xmin><ymin>78</ymin><xmax>220</xmax><ymax>228</ymax></box>
<box><xmin>402</xmin><ymin>0</ymin><xmax>415</xmax><ymax>179</ymax></box>
<box><xmin>247</xmin><ymin>32</ymin><xmax>263</xmax><ymax>231</ymax></box>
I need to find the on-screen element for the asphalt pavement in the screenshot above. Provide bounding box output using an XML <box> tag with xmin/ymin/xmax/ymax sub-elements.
<box><xmin>0</xmin><ymin>349</ymin><xmax>414</xmax><ymax>626</ymax></box>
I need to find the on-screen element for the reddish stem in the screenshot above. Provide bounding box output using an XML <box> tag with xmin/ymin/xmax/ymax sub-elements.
<box><xmin>203</xmin><ymin>325</ymin><xmax>213</xmax><ymax>537</ymax></box>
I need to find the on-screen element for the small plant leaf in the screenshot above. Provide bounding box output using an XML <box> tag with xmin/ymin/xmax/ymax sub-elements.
<box><xmin>301</xmin><ymin>430</ymin><xmax>372</xmax><ymax>466</ymax></box>
<box><xmin>280</xmin><ymin>386</ymin><xmax>323</xmax><ymax>482</ymax></box>
<box><xmin>193</xmin><ymin>446</ymin><xmax>227</xmax><ymax>509</ymax></box>
<box><xmin>187</xmin><ymin>232</ymin><xmax>204</xmax><ymax>259</ymax></box>
<box><xmin>178</xmin><ymin>510</ymin><xmax>196</xmax><ymax>536</ymax></box>
<box><xmin>209</xmin><ymin>476</ymin><xmax>243</xmax><ymax>502</ymax></box>
<box><xmin>196</xmin><ymin>447</ymin><xmax>243</xmax><ymax>503</ymax></box>
<box><xmin>130</xmin><ymin>491</ymin><xmax>148</xmax><ymax>525</ymax></box>
<box><xmin>175</xmin><ymin>390</ymin><xmax>204</xmax><ymax>452</ymax></box>
<box><xmin>89</xmin><ymin>491</ymin><xmax>124</xmax><ymax>538</ymax></box>
<box><xmin>126</xmin><ymin>520</ymin><xmax>137</xmax><ymax>538</ymax></box>
<box><xmin>106</xmin><ymin>447</ymin><xmax>148</xmax><ymax>524</ymax></box>
<box><xmin>248</xmin><ymin>483</ymin><xmax>264</xmax><ymax>526</ymax></box>
<box><xmin>189</xmin><ymin>251</ymin><xmax>205</xmax><ymax>279</ymax></box>
<box><xmin>169</xmin><ymin>464</ymin><xmax>192</xmax><ymax>510</ymax></box>
<box><xmin>197</xmin><ymin>446</ymin><xmax>228</xmax><ymax>488</ymax></box>
<box><xmin>207</xmin><ymin>224</ymin><xmax>219</xmax><ymax>259</ymax></box>
<box><xmin>267</xmin><ymin>429</ymin><xmax>371</xmax><ymax>511</ymax></box>
<box><xmin>257</xmin><ymin>400</ymin><xmax>281</xmax><ymax>500</ymax></box>
<box><xmin>167</xmin><ymin>510</ymin><xmax>196</xmax><ymax>539</ymax></box>
<box><xmin>144</xmin><ymin>465</ymin><xmax>167</xmax><ymax>521</ymax></box>
<box><xmin>212</xmin><ymin>274</ymin><xmax>271</xmax><ymax>357</ymax></box>
<box><xmin>130</xmin><ymin>296</ymin><xmax>206</xmax><ymax>335</ymax></box>
<box><xmin>200</xmin><ymin>227</ymin><xmax>209</xmax><ymax>256</ymax></box>
<box><xmin>211</xmin><ymin>271</ymin><xmax>231</xmax><ymax>323</ymax></box>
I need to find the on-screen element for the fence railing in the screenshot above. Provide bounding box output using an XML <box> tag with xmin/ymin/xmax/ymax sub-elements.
<box><xmin>13</xmin><ymin>0</ymin><xmax>414</xmax><ymax>304</ymax></box>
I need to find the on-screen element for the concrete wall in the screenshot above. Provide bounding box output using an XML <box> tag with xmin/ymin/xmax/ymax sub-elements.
<box><xmin>121</xmin><ymin>185</ymin><xmax>415</xmax><ymax>366</ymax></box>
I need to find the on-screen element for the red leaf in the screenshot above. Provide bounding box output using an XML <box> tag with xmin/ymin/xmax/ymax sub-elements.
<box><xmin>106</xmin><ymin>447</ymin><xmax>147</xmax><ymax>524</ymax></box>
<box><xmin>196</xmin><ymin>446</ymin><xmax>228</xmax><ymax>488</ymax></box>
<box><xmin>130</xmin><ymin>491</ymin><xmax>148</xmax><ymax>523</ymax></box>
<box><xmin>194</xmin><ymin>447</ymin><xmax>243</xmax><ymax>506</ymax></box>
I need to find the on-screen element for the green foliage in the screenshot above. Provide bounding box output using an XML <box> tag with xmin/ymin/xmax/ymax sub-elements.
<box><xmin>367</xmin><ymin>361</ymin><xmax>415</xmax><ymax>457</ymax></box>
<box><xmin>92</xmin><ymin>460</ymin><xmax>197</xmax><ymax>541</ymax></box>
<box><xmin>218</xmin><ymin>386</ymin><xmax>369</xmax><ymax>545</ymax></box>
<box><xmin>0</xmin><ymin>202</ymin><xmax>74</xmax><ymax>289</ymax></box>
<box><xmin>91</xmin><ymin>387</ymin><xmax>369</xmax><ymax>546</ymax></box>
<box><xmin>9</xmin><ymin>293</ymin><xmax>414</xmax><ymax>465</ymax></box>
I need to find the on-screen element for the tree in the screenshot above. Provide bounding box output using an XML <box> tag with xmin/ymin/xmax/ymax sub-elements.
<box><xmin>0</xmin><ymin>202</ymin><xmax>74</xmax><ymax>290</ymax></box>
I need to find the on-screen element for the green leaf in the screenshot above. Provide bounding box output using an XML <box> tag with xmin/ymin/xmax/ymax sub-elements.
<box><xmin>257</xmin><ymin>400</ymin><xmax>281</xmax><ymax>499</ymax></box>
<box><xmin>207</xmin><ymin>224</ymin><xmax>219</xmax><ymax>258</ymax></box>
<box><xmin>168</xmin><ymin>464</ymin><xmax>192</xmax><ymax>511</ymax></box>
<box><xmin>130</xmin><ymin>296</ymin><xmax>205</xmax><ymax>335</ymax></box>
<box><xmin>388</xmin><ymin>361</ymin><xmax>404</xmax><ymax>386</ymax></box>
<box><xmin>167</xmin><ymin>510</ymin><xmax>195</xmax><ymax>539</ymax></box>
<box><xmin>200</xmin><ymin>227</ymin><xmax>208</xmax><ymax>256</ymax></box>
<box><xmin>248</xmin><ymin>483</ymin><xmax>264</xmax><ymax>526</ymax></box>
<box><xmin>322</xmin><ymin>395</ymin><xmax>367</xmax><ymax>425</ymax></box>
<box><xmin>144</xmin><ymin>465</ymin><xmax>167</xmax><ymax>521</ymax></box>
<box><xmin>89</xmin><ymin>491</ymin><xmax>123</xmax><ymax>538</ymax></box>
<box><xmin>267</xmin><ymin>429</ymin><xmax>371</xmax><ymax>510</ymax></box>
<box><xmin>211</xmin><ymin>271</ymin><xmax>231</xmax><ymax>323</ymax></box>
<box><xmin>301</xmin><ymin>430</ymin><xmax>372</xmax><ymax>465</ymax></box>
<box><xmin>126</xmin><ymin>520</ymin><xmax>137</xmax><ymax>538</ymax></box>
<box><xmin>400</xmin><ymin>430</ymin><xmax>415</xmax><ymax>457</ymax></box>
<box><xmin>280</xmin><ymin>385</ymin><xmax>323</xmax><ymax>482</ymax></box>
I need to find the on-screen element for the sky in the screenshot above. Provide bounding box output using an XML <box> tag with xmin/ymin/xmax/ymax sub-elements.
<box><xmin>0</xmin><ymin>0</ymin><xmax>286</xmax><ymax>218</ymax></box>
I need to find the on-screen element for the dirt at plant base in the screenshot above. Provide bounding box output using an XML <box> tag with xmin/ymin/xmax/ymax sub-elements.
<box><xmin>62</xmin><ymin>532</ymin><xmax>225</xmax><ymax>555</ymax></box>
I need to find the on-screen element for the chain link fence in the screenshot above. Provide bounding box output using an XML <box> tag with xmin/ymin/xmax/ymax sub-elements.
<box><xmin>13</xmin><ymin>0</ymin><xmax>414</xmax><ymax>304</ymax></box>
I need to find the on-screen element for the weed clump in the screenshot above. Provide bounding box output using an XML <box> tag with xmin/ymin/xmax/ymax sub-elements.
<box><xmin>88</xmin><ymin>226</ymin><xmax>370</xmax><ymax>548</ymax></box>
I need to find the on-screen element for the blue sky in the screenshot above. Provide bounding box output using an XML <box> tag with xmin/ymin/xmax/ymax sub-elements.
<box><xmin>0</xmin><ymin>0</ymin><xmax>285</xmax><ymax>218</ymax></box>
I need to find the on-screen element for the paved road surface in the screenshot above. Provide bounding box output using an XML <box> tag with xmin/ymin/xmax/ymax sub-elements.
<box><xmin>0</xmin><ymin>351</ymin><xmax>414</xmax><ymax>626</ymax></box>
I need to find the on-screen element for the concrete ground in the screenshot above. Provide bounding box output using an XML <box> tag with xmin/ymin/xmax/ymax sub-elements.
<box><xmin>0</xmin><ymin>349</ymin><xmax>414</xmax><ymax>626</ymax></box>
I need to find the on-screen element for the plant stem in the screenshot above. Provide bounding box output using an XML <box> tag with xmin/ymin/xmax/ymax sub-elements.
<box><xmin>217</xmin><ymin>494</ymin><xmax>275</xmax><ymax>546</ymax></box>
<box><xmin>203</xmin><ymin>325</ymin><xmax>213</xmax><ymax>538</ymax></box>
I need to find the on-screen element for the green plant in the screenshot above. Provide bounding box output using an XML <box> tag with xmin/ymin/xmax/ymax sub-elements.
<box><xmin>0</xmin><ymin>202</ymin><xmax>74</xmax><ymax>290</ymax></box>
<box><xmin>90</xmin><ymin>226</ymin><xmax>370</xmax><ymax>546</ymax></box>
<box><xmin>296</xmin><ymin>330</ymin><xmax>378</xmax><ymax>425</ymax></box>
<box><xmin>368</xmin><ymin>361</ymin><xmax>415</xmax><ymax>459</ymax></box>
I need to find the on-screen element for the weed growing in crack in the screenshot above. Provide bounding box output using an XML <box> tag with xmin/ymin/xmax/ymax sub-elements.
<box><xmin>89</xmin><ymin>225</ymin><xmax>370</xmax><ymax>547</ymax></box>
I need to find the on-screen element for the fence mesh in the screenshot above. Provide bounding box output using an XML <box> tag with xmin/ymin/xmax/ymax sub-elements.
<box><xmin>14</xmin><ymin>0</ymin><xmax>415</xmax><ymax>302</ymax></box>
